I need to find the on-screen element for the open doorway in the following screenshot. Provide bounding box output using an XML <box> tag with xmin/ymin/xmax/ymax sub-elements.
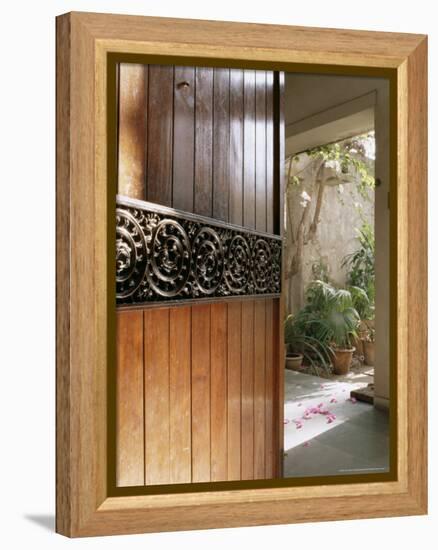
<box><xmin>283</xmin><ymin>73</ymin><xmax>390</xmax><ymax>478</ymax></box>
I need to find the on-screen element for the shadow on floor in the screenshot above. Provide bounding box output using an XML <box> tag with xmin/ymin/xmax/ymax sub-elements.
<box><xmin>24</xmin><ymin>514</ymin><xmax>55</xmax><ymax>532</ymax></box>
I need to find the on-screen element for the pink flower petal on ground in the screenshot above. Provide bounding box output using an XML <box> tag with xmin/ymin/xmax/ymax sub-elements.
<box><xmin>296</xmin><ymin>423</ymin><xmax>303</xmax><ymax>429</ymax></box>
<box><xmin>318</xmin><ymin>402</ymin><xmax>324</xmax><ymax>408</ymax></box>
<box><xmin>347</xmin><ymin>397</ymin><xmax>357</xmax><ymax>404</ymax></box>
<box><xmin>303</xmin><ymin>441</ymin><xmax>310</xmax><ymax>447</ymax></box>
<box><xmin>284</xmin><ymin>419</ymin><xmax>290</xmax><ymax>424</ymax></box>
<box><xmin>330</xmin><ymin>398</ymin><xmax>337</xmax><ymax>403</ymax></box>
<box><xmin>302</xmin><ymin>413</ymin><xmax>312</xmax><ymax>420</ymax></box>
<box><xmin>327</xmin><ymin>417</ymin><xmax>334</xmax><ymax>424</ymax></box>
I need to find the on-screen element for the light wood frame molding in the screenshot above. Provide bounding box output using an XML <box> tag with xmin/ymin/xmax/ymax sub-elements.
<box><xmin>56</xmin><ymin>11</ymin><xmax>428</xmax><ymax>537</ymax></box>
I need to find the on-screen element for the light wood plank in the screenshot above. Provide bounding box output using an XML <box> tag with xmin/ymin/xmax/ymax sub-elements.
<box><xmin>210</xmin><ymin>303</ymin><xmax>228</xmax><ymax>481</ymax></box>
<box><xmin>241</xmin><ymin>300</ymin><xmax>255</xmax><ymax>479</ymax></box>
<box><xmin>169</xmin><ymin>307</ymin><xmax>192</xmax><ymax>484</ymax></box>
<box><xmin>227</xmin><ymin>302</ymin><xmax>242</xmax><ymax>480</ymax></box>
<box><xmin>144</xmin><ymin>308</ymin><xmax>170</xmax><ymax>485</ymax></box>
<box><xmin>254</xmin><ymin>300</ymin><xmax>266</xmax><ymax>479</ymax></box>
<box><xmin>116</xmin><ymin>311</ymin><xmax>144</xmax><ymax>486</ymax></box>
<box><xmin>117</xmin><ymin>63</ymin><xmax>147</xmax><ymax>199</ymax></box>
<box><xmin>191</xmin><ymin>304</ymin><xmax>211</xmax><ymax>482</ymax></box>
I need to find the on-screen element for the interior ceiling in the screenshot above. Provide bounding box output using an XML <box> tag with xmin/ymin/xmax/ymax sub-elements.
<box><xmin>285</xmin><ymin>73</ymin><xmax>383</xmax><ymax>155</ymax></box>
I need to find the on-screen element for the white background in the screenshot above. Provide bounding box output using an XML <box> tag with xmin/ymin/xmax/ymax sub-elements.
<box><xmin>0</xmin><ymin>1</ymin><xmax>435</xmax><ymax>548</ymax></box>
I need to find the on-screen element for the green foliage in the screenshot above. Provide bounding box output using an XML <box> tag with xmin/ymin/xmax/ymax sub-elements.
<box><xmin>288</xmin><ymin>133</ymin><xmax>375</xmax><ymax>198</ymax></box>
<box><xmin>342</xmin><ymin>221</ymin><xmax>375</xmax><ymax>318</ymax></box>
<box><xmin>289</xmin><ymin>280</ymin><xmax>360</xmax><ymax>351</ymax></box>
<box><xmin>284</xmin><ymin>315</ymin><xmax>333</xmax><ymax>375</ymax></box>
<box><xmin>303</xmin><ymin>133</ymin><xmax>375</xmax><ymax>198</ymax></box>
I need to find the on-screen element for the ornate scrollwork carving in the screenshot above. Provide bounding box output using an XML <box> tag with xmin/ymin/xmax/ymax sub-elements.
<box><xmin>116</xmin><ymin>196</ymin><xmax>282</xmax><ymax>306</ymax></box>
<box><xmin>192</xmin><ymin>227</ymin><xmax>224</xmax><ymax>295</ymax></box>
<box><xmin>147</xmin><ymin>219</ymin><xmax>191</xmax><ymax>297</ymax></box>
<box><xmin>224</xmin><ymin>235</ymin><xmax>251</xmax><ymax>293</ymax></box>
<box><xmin>116</xmin><ymin>209</ymin><xmax>147</xmax><ymax>298</ymax></box>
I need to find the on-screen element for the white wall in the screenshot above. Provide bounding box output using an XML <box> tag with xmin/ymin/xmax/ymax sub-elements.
<box><xmin>0</xmin><ymin>2</ymin><xmax>435</xmax><ymax>550</ymax></box>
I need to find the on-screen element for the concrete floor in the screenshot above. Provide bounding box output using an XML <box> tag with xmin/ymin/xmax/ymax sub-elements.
<box><xmin>284</xmin><ymin>368</ymin><xmax>389</xmax><ymax>478</ymax></box>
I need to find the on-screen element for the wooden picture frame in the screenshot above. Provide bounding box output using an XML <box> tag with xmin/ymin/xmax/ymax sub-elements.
<box><xmin>56</xmin><ymin>11</ymin><xmax>427</xmax><ymax>537</ymax></box>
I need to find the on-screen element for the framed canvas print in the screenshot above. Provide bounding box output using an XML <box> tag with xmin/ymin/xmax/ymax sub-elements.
<box><xmin>56</xmin><ymin>11</ymin><xmax>428</xmax><ymax>537</ymax></box>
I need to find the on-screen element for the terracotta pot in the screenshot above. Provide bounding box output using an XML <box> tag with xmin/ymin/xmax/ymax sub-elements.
<box><xmin>352</xmin><ymin>336</ymin><xmax>364</xmax><ymax>359</ymax></box>
<box><xmin>285</xmin><ymin>353</ymin><xmax>303</xmax><ymax>371</ymax></box>
<box><xmin>363</xmin><ymin>340</ymin><xmax>375</xmax><ymax>366</ymax></box>
<box><xmin>332</xmin><ymin>347</ymin><xmax>355</xmax><ymax>375</ymax></box>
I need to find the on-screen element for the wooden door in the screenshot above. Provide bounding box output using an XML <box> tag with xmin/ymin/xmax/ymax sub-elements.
<box><xmin>115</xmin><ymin>63</ymin><xmax>284</xmax><ymax>487</ymax></box>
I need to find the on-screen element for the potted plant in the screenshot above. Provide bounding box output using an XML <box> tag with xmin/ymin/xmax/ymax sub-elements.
<box><xmin>307</xmin><ymin>281</ymin><xmax>360</xmax><ymax>375</ymax></box>
<box><xmin>363</xmin><ymin>326</ymin><xmax>375</xmax><ymax>366</ymax></box>
<box><xmin>348</xmin><ymin>285</ymin><xmax>372</xmax><ymax>359</ymax></box>
<box><xmin>342</xmin><ymin>222</ymin><xmax>375</xmax><ymax>362</ymax></box>
<box><xmin>284</xmin><ymin>313</ymin><xmax>332</xmax><ymax>375</ymax></box>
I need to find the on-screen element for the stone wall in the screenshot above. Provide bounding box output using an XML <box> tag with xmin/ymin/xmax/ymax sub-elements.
<box><xmin>284</xmin><ymin>150</ymin><xmax>374</xmax><ymax>315</ymax></box>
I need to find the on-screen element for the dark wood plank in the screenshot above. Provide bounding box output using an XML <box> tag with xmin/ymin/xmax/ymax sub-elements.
<box><xmin>255</xmin><ymin>71</ymin><xmax>267</xmax><ymax>232</ymax></box>
<box><xmin>229</xmin><ymin>69</ymin><xmax>244</xmax><ymax>226</ymax></box>
<box><xmin>241</xmin><ymin>300</ymin><xmax>255</xmax><ymax>479</ymax></box>
<box><xmin>264</xmin><ymin>299</ymin><xmax>275</xmax><ymax>478</ymax></box>
<box><xmin>147</xmin><ymin>65</ymin><xmax>174</xmax><ymax>206</ymax></box>
<box><xmin>254</xmin><ymin>300</ymin><xmax>266</xmax><ymax>479</ymax></box>
<box><xmin>191</xmin><ymin>304</ymin><xmax>211</xmax><ymax>482</ymax></box>
<box><xmin>274</xmin><ymin>71</ymin><xmax>285</xmax><ymax>236</ymax></box>
<box><xmin>116</xmin><ymin>310</ymin><xmax>144</xmax><ymax>486</ymax></box>
<box><xmin>169</xmin><ymin>307</ymin><xmax>192</xmax><ymax>484</ymax></box>
<box><xmin>243</xmin><ymin>70</ymin><xmax>256</xmax><ymax>230</ymax></box>
<box><xmin>210</xmin><ymin>303</ymin><xmax>228</xmax><ymax>481</ymax></box>
<box><xmin>266</xmin><ymin>72</ymin><xmax>274</xmax><ymax>233</ymax></box>
<box><xmin>173</xmin><ymin>66</ymin><xmax>195</xmax><ymax>211</ymax></box>
<box><xmin>227</xmin><ymin>302</ymin><xmax>242</xmax><ymax>480</ymax></box>
<box><xmin>273</xmin><ymin>298</ymin><xmax>283</xmax><ymax>477</ymax></box>
<box><xmin>144</xmin><ymin>308</ymin><xmax>170</xmax><ymax>485</ymax></box>
<box><xmin>213</xmin><ymin>68</ymin><xmax>230</xmax><ymax>222</ymax></box>
<box><xmin>117</xmin><ymin>63</ymin><xmax>147</xmax><ymax>200</ymax></box>
<box><xmin>194</xmin><ymin>67</ymin><xmax>213</xmax><ymax>216</ymax></box>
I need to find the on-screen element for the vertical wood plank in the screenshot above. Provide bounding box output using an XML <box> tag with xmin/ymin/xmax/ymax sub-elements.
<box><xmin>194</xmin><ymin>67</ymin><xmax>214</xmax><ymax>216</ymax></box>
<box><xmin>191</xmin><ymin>304</ymin><xmax>211</xmax><ymax>482</ymax></box>
<box><xmin>254</xmin><ymin>300</ymin><xmax>266</xmax><ymax>479</ymax></box>
<box><xmin>117</xmin><ymin>63</ymin><xmax>147</xmax><ymax>200</ymax></box>
<box><xmin>266</xmin><ymin>72</ymin><xmax>274</xmax><ymax>234</ymax></box>
<box><xmin>116</xmin><ymin>310</ymin><xmax>144</xmax><ymax>486</ymax></box>
<box><xmin>213</xmin><ymin>68</ymin><xmax>230</xmax><ymax>222</ymax></box>
<box><xmin>255</xmin><ymin>71</ymin><xmax>267</xmax><ymax>232</ymax></box>
<box><xmin>227</xmin><ymin>302</ymin><xmax>242</xmax><ymax>480</ymax></box>
<box><xmin>173</xmin><ymin>66</ymin><xmax>195</xmax><ymax>211</ymax></box>
<box><xmin>210</xmin><ymin>303</ymin><xmax>228</xmax><ymax>481</ymax></box>
<box><xmin>264</xmin><ymin>299</ymin><xmax>275</xmax><ymax>478</ymax></box>
<box><xmin>274</xmin><ymin>71</ymin><xmax>285</xmax><ymax>237</ymax></box>
<box><xmin>169</xmin><ymin>307</ymin><xmax>192</xmax><ymax>484</ymax></box>
<box><xmin>229</xmin><ymin>69</ymin><xmax>244</xmax><ymax>226</ymax></box>
<box><xmin>243</xmin><ymin>70</ymin><xmax>256</xmax><ymax>230</ymax></box>
<box><xmin>241</xmin><ymin>300</ymin><xmax>255</xmax><ymax>479</ymax></box>
<box><xmin>147</xmin><ymin>65</ymin><xmax>174</xmax><ymax>206</ymax></box>
<box><xmin>144</xmin><ymin>308</ymin><xmax>170</xmax><ymax>485</ymax></box>
<box><xmin>273</xmin><ymin>298</ymin><xmax>283</xmax><ymax>477</ymax></box>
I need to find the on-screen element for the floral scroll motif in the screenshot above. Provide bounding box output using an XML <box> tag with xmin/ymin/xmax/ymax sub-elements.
<box><xmin>116</xmin><ymin>197</ymin><xmax>282</xmax><ymax>305</ymax></box>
